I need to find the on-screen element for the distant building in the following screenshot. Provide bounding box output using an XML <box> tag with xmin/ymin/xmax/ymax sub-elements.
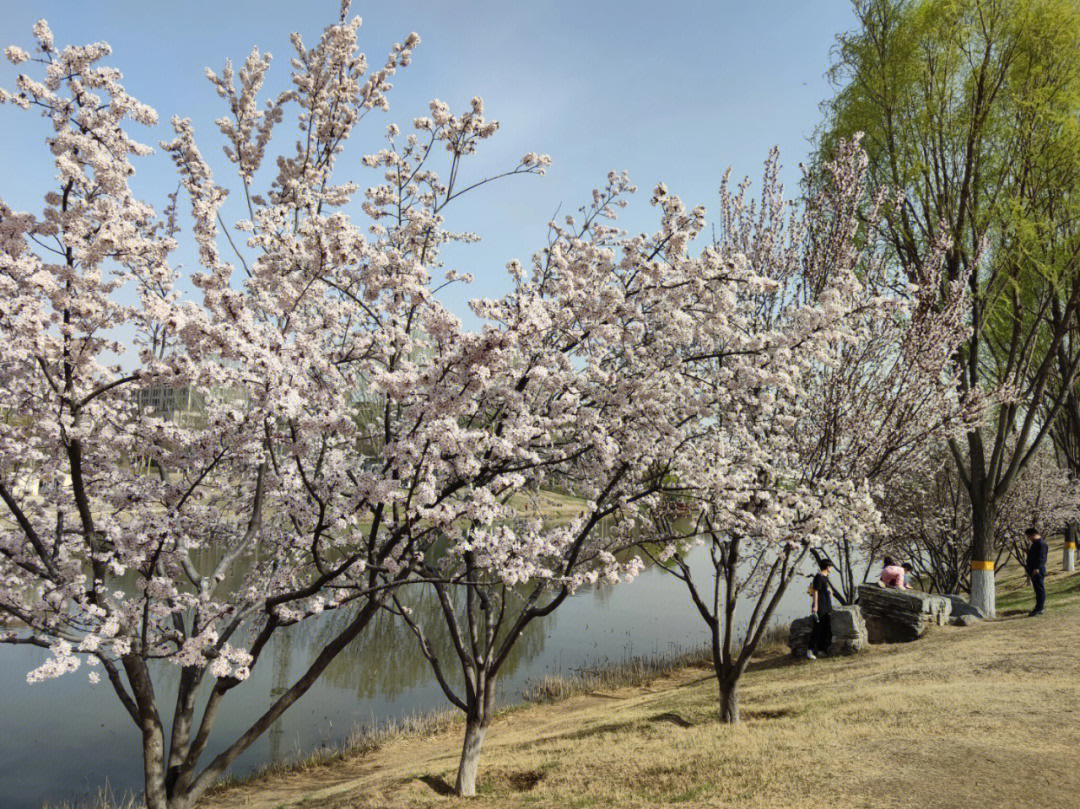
<box><xmin>137</xmin><ymin>384</ymin><xmax>205</xmax><ymax>419</ymax></box>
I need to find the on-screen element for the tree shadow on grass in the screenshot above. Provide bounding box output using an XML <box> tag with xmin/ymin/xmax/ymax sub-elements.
<box><xmin>560</xmin><ymin>720</ymin><xmax>637</xmax><ymax>742</ymax></box>
<box><xmin>506</xmin><ymin>770</ymin><xmax>544</xmax><ymax>791</ymax></box>
<box><xmin>666</xmin><ymin>654</ymin><xmax>798</xmax><ymax>696</ymax></box>
<box><xmin>997</xmin><ymin>608</ymin><xmax>1030</xmax><ymax>619</ymax></box>
<box><xmin>745</xmin><ymin>653</ymin><xmax>798</xmax><ymax>673</ymax></box>
<box><xmin>417</xmin><ymin>774</ymin><xmax>454</xmax><ymax>796</ymax></box>
<box><xmin>650</xmin><ymin>711</ymin><xmax>693</xmax><ymax>728</ymax></box>
<box><xmin>671</xmin><ymin>674</ymin><xmax>716</xmax><ymax>690</ymax></box>
<box><xmin>511</xmin><ymin>718</ymin><xmax>643</xmax><ymax>756</ymax></box>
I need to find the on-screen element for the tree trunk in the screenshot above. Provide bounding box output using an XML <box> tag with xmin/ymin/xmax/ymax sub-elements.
<box><xmin>140</xmin><ymin>724</ymin><xmax>200</xmax><ymax>809</ymax></box>
<box><xmin>1064</xmin><ymin>523</ymin><xmax>1077</xmax><ymax>573</ymax></box>
<box><xmin>719</xmin><ymin>678</ymin><xmax>740</xmax><ymax>724</ymax></box>
<box><xmin>969</xmin><ymin>498</ymin><xmax>996</xmax><ymax>618</ymax></box>
<box><xmin>123</xmin><ymin>657</ymin><xmax>169</xmax><ymax>809</ymax></box>
<box><xmin>455</xmin><ymin>719</ymin><xmax>488</xmax><ymax>797</ymax></box>
<box><xmin>141</xmin><ymin>730</ymin><xmax>168</xmax><ymax>809</ymax></box>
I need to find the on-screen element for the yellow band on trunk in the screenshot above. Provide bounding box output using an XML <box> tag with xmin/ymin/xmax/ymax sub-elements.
<box><xmin>971</xmin><ymin>560</ymin><xmax>995</xmax><ymax>571</ymax></box>
<box><xmin>1066</xmin><ymin>542</ymin><xmax>1077</xmax><ymax>550</ymax></box>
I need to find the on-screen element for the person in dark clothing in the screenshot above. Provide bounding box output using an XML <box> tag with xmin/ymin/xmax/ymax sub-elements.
<box><xmin>808</xmin><ymin>560</ymin><xmax>834</xmax><ymax>659</ymax></box>
<box><xmin>1025</xmin><ymin>527</ymin><xmax>1049</xmax><ymax>616</ymax></box>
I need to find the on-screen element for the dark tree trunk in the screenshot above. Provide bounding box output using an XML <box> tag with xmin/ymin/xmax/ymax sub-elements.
<box><xmin>719</xmin><ymin>677</ymin><xmax>740</xmax><ymax>724</ymax></box>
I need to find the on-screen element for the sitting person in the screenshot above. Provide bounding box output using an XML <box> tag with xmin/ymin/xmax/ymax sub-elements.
<box><xmin>879</xmin><ymin>556</ymin><xmax>908</xmax><ymax>589</ymax></box>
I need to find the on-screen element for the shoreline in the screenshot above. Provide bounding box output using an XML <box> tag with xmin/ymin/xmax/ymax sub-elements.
<box><xmin>42</xmin><ymin>558</ymin><xmax>1076</xmax><ymax>809</ymax></box>
<box><xmin>201</xmin><ymin>558</ymin><xmax>1080</xmax><ymax>809</ymax></box>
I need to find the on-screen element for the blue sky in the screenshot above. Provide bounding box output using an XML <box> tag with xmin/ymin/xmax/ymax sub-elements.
<box><xmin>1</xmin><ymin>0</ymin><xmax>857</xmax><ymax>326</ymax></box>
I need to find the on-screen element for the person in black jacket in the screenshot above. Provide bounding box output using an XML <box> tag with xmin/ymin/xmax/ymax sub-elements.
<box><xmin>1025</xmin><ymin>527</ymin><xmax>1049</xmax><ymax>617</ymax></box>
<box><xmin>807</xmin><ymin>560</ymin><xmax>834</xmax><ymax>659</ymax></box>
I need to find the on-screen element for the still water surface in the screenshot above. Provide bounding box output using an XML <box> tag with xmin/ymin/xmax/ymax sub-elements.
<box><xmin>0</xmin><ymin>547</ymin><xmax>816</xmax><ymax>808</ymax></box>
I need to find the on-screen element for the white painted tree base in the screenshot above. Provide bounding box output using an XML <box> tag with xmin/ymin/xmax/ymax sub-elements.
<box><xmin>970</xmin><ymin>567</ymin><xmax>995</xmax><ymax>619</ymax></box>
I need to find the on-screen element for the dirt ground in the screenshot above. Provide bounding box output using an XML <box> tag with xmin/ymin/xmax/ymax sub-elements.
<box><xmin>202</xmin><ymin>556</ymin><xmax>1080</xmax><ymax>809</ymax></box>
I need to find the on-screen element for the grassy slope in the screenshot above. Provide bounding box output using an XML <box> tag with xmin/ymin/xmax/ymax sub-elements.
<box><xmin>203</xmin><ymin>542</ymin><xmax>1080</xmax><ymax>809</ymax></box>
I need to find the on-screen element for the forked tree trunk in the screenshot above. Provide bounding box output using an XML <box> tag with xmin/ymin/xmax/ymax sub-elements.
<box><xmin>129</xmin><ymin>596</ymin><xmax>387</xmax><ymax>809</ymax></box>
<box><xmin>1064</xmin><ymin>523</ymin><xmax>1077</xmax><ymax>573</ymax></box>
<box><xmin>719</xmin><ymin>678</ymin><xmax>740</xmax><ymax>724</ymax></box>
<box><xmin>455</xmin><ymin>719</ymin><xmax>489</xmax><ymax>797</ymax></box>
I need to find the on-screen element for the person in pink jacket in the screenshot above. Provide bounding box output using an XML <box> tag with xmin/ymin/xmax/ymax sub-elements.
<box><xmin>879</xmin><ymin>557</ymin><xmax>912</xmax><ymax>589</ymax></box>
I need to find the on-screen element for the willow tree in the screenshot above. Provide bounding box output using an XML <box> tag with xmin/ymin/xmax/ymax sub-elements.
<box><xmin>818</xmin><ymin>0</ymin><xmax>1080</xmax><ymax>616</ymax></box>
<box><xmin>1043</xmin><ymin>155</ymin><xmax>1080</xmax><ymax>572</ymax></box>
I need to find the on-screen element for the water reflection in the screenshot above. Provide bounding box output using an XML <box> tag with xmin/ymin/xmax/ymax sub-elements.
<box><xmin>315</xmin><ymin>584</ymin><xmax>549</xmax><ymax>703</ymax></box>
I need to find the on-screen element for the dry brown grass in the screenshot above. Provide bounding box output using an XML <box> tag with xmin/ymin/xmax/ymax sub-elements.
<box><xmin>200</xmin><ymin>561</ymin><xmax>1080</xmax><ymax>809</ymax></box>
<box><xmin>207</xmin><ymin>708</ymin><xmax>464</xmax><ymax>796</ymax></box>
<box><xmin>41</xmin><ymin>785</ymin><xmax>143</xmax><ymax>809</ymax></box>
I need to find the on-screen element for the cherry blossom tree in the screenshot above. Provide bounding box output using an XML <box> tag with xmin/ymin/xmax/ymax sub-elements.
<box><xmin>1048</xmin><ymin>358</ymin><xmax>1080</xmax><ymax>571</ymax></box>
<box><xmin>384</xmin><ymin>170</ymin><xmax>731</xmax><ymax>795</ymax></box>
<box><xmin>382</xmin><ymin>134</ymin><xmax>974</xmax><ymax>784</ymax></box>
<box><xmin>0</xmin><ymin>7</ymin><xmax>556</xmax><ymax>808</ymax></box>
<box><xmin>643</xmin><ymin>138</ymin><xmax>976</xmax><ymax>724</ymax></box>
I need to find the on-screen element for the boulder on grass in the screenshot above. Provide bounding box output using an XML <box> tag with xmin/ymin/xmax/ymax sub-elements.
<box><xmin>944</xmin><ymin>594</ymin><xmax>985</xmax><ymax>620</ymax></box>
<box><xmin>857</xmin><ymin>583</ymin><xmax>952</xmax><ymax>643</ymax></box>
<box><xmin>951</xmin><ymin>613</ymin><xmax>980</xmax><ymax>627</ymax></box>
<box><xmin>828</xmin><ymin>605</ymin><xmax>868</xmax><ymax>655</ymax></box>
<box><xmin>788</xmin><ymin>615</ymin><xmax>815</xmax><ymax>659</ymax></box>
<box><xmin>788</xmin><ymin>605</ymin><xmax>866</xmax><ymax>658</ymax></box>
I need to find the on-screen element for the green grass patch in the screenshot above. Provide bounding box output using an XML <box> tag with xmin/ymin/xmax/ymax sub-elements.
<box><xmin>997</xmin><ymin>572</ymin><xmax>1080</xmax><ymax>614</ymax></box>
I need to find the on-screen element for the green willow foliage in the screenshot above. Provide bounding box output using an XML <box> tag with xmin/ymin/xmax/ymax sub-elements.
<box><xmin>816</xmin><ymin>0</ymin><xmax>1080</xmax><ymax>615</ymax></box>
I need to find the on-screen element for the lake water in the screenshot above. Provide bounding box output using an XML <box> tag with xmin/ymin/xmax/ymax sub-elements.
<box><xmin>0</xmin><ymin>546</ymin><xmax>817</xmax><ymax>808</ymax></box>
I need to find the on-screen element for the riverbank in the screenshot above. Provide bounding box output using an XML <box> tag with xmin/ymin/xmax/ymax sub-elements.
<box><xmin>197</xmin><ymin>558</ymin><xmax>1080</xmax><ymax>809</ymax></box>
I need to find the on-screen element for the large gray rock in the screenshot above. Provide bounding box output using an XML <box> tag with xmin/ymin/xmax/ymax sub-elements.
<box><xmin>788</xmin><ymin>605</ymin><xmax>866</xmax><ymax>658</ymax></box>
<box><xmin>828</xmin><ymin>605</ymin><xmax>868</xmax><ymax>655</ymax></box>
<box><xmin>788</xmin><ymin>615</ymin><xmax>814</xmax><ymax>659</ymax></box>
<box><xmin>944</xmin><ymin>594</ymin><xmax>985</xmax><ymax>620</ymax></box>
<box><xmin>857</xmin><ymin>583</ymin><xmax>952</xmax><ymax>643</ymax></box>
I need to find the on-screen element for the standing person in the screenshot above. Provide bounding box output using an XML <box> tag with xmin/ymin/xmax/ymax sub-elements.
<box><xmin>808</xmin><ymin>560</ymin><xmax>834</xmax><ymax>659</ymax></box>
<box><xmin>1025</xmin><ymin>528</ymin><xmax>1049</xmax><ymax>617</ymax></box>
